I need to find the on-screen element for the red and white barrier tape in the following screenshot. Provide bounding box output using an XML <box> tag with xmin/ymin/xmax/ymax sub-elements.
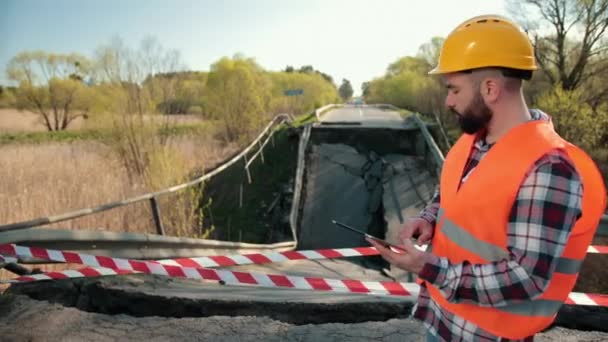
<box><xmin>2</xmin><ymin>244</ymin><xmax>607</xmax><ymax>306</ymax></box>
<box><xmin>3</xmin><ymin>243</ymin><xmax>606</xmax><ymax>270</ymax></box>
<box><xmin>0</xmin><ymin>244</ymin><xmax>418</xmax><ymax>298</ymax></box>
<box><xmin>6</xmin><ymin>264</ymin><xmax>606</xmax><ymax>307</ymax></box>
<box><xmin>155</xmin><ymin>246</ymin><xmax>381</xmax><ymax>268</ymax></box>
<box><xmin>153</xmin><ymin>244</ymin><xmax>607</xmax><ymax>267</ymax></box>
<box><xmin>8</xmin><ymin>267</ymin><xmax>136</xmax><ymax>281</ymax></box>
<box><xmin>565</xmin><ymin>292</ymin><xmax>608</xmax><ymax>306</ymax></box>
<box><xmin>588</xmin><ymin>245</ymin><xmax>608</xmax><ymax>254</ymax></box>
<box><xmin>0</xmin><ymin>246</ymin><xmax>394</xmax><ymax>285</ymax></box>
<box><xmin>0</xmin><ymin>254</ymin><xmax>18</xmax><ymax>264</ymax></box>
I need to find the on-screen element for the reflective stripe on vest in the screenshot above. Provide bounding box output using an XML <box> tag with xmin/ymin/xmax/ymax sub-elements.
<box><xmin>437</xmin><ymin>208</ymin><xmax>584</xmax><ymax>275</ymax></box>
<box><xmin>436</xmin><ymin>208</ymin><xmax>584</xmax><ymax>317</ymax></box>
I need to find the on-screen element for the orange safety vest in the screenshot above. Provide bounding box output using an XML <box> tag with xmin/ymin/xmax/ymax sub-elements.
<box><xmin>423</xmin><ymin>120</ymin><xmax>606</xmax><ymax>339</ymax></box>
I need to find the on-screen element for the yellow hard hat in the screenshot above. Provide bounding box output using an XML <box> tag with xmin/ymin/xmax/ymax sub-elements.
<box><xmin>429</xmin><ymin>15</ymin><xmax>537</xmax><ymax>75</ymax></box>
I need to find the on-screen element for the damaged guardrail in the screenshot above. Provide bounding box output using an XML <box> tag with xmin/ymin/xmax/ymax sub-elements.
<box><xmin>0</xmin><ymin>228</ymin><xmax>296</xmax><ymax>264</ymax></box>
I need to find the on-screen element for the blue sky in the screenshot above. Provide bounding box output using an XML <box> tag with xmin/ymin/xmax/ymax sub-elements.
<box><xmin>0</xmin><ymin>0</ymin><xmax>508</xmax><ymax>94</ymax></box>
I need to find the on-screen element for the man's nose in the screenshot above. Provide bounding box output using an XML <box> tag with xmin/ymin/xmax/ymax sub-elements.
<box><xmin>445</xmin><ymin>94</ymin><xmax>454</xmax><ymax>109</ymax></box>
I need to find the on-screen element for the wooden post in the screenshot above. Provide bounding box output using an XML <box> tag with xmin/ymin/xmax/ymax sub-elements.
<box><xmin>150</xmin><ymin>197</ymin><xmax>165</xmax><ymax>235</ymax></box>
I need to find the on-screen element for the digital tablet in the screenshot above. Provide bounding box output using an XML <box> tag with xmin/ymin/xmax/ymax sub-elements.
<box><xmin>331</xmin><ymin>220</ymin><xmax>407</xmax><ymax>252</ymax></box>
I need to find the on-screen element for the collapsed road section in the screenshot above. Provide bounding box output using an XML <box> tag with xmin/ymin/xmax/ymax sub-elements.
<box><xmin>298</xmin><ymin>118</ymin><xmax>438</xmax><ymax>252</ymax></box>
<box><xmin>3</xmin><ymin>108</ymin><xmax>607</xmax><ymax>336</ymax></box>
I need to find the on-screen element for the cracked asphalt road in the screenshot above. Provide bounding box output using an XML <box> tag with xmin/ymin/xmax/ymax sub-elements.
<box><xmin>2</xmin><ymin>295</ymin><xmax>607</xmax><ymax>341</ymax></box>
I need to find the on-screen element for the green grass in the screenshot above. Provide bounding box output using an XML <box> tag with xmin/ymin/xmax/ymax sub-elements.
<box><xmin>0</xmin><ymin>129</ymin><xmax>109</xmax><ymax>145</ymax></box>
<box><xmin>0</xmin><ymin>122</ymin><xmax>210</xmax><ymax>145</ymax></box>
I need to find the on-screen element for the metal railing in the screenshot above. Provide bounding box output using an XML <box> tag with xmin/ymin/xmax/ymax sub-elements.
<box><xmin>410</xmin><ymin>113</ymin><xmax>445</xmax><ymax>177</ymax></box>
<box><xmin>289</xmin><ymin>124</ymin><xmax>311</xmax><ymax>244</ymax></box>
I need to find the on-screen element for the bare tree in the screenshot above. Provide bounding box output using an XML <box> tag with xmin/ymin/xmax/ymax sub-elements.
<box><xmin>94</xmin><ymin>36</ymin><xmax>185</xmax><ymax>116</ymax></box>
<box><xmin>508</xmin><ymin>0</ymin><xmax>608</xmax><ymax>91</ymax></box>
<box><xmin>139</xmin><ymin>36</ymin><xmax>184</xmax><ymax>114</ymax></box>
<box><xmin>93</xmin><ymin>36</ymin><xmax>186</xmax><ymax>180</ymax></box>
<box><xmin>416</xmin><ymin>36</ymin><xmax>445</xmax><ymax>68</ymax></box>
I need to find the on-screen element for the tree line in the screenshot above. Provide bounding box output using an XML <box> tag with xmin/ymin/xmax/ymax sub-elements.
<box><xmin>0</xmin><ymin>36</ymin><xmax>339</xmax><ymax>141</ymax></box>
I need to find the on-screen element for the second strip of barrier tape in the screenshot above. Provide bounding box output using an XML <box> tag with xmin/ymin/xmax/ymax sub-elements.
<box><xmin>3</xmin><ymin>243</ymin><xmax>606</xmax><ymax>270</ymax></box>
<box><xmin>155</xmin><ymin>244</ymin><xmax>608</xmax><ymax>268</ymax></box>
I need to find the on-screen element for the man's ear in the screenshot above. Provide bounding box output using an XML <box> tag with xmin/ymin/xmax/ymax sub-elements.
<box><xmin>480</xmin><ymin>78</ymin><xmax>500</xmax><ymax>103</ymax></box>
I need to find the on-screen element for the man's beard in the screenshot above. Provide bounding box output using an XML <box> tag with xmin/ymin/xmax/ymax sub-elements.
<box><xmin>451</xmin><ymin>94</ymin><xmax>493</xmax><ymax>135</ymax></box>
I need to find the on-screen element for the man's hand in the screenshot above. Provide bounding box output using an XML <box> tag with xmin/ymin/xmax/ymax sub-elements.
<box><xmin>399</xmin><ymin>217</ymin><xmax>434</xmax><ymax>245</ymax></box>
<box><xmin>366</xmin><ymin>237</ymin><xmax>431</xmax><ymax>274</ymax></box>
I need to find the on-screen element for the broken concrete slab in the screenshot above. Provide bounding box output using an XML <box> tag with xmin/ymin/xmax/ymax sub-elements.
<box><xmin>299</xmin><ymin>143</ymin><xmax>373</xmax><ymax>250</ymax></box>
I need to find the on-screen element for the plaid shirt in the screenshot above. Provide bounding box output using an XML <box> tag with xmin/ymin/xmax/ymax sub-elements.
<box><xmin>414</xmin><ymin>110</ymin><xmax>583</xmax><ymax>342</ymax></box>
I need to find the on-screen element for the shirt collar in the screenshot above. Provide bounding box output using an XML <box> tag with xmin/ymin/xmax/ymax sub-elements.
<box><xmin>474</xmin><ymin>109</ymin><xmax>549</xmax><ymax>151</ymax></box>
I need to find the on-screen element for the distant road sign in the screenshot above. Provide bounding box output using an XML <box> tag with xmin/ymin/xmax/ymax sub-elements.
<box><xmin>284</xmin><ymin>89</ymin><xmax>304</xmax><ymax>96</ymax></box>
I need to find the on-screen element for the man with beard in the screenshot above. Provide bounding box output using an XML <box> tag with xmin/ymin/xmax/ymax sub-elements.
<box><xmin>367</xmin><ymin>15</ymin><xmax>606</xmax><ymax>341</ymax></box>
